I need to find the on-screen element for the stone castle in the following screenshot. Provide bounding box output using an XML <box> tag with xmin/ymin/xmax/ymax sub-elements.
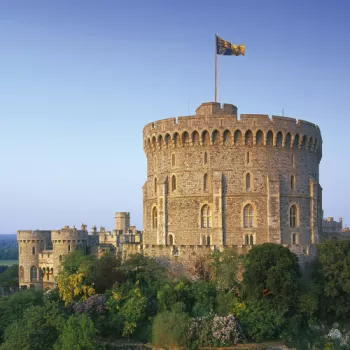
<box><xmin>17</xmin><ymin>213</ymin><xmax>141</xmax><ymax>290</ymax></box>
<box><xmin>18</xmin><ymin>102</ymin><xmax>324</xmax><ymax>289</ymax></box>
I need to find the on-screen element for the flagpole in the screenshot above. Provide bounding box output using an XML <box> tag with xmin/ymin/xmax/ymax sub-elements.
<box><xmin>215</xmin><ymin>34</ymin><xmax>218</xmax><ymax>102</ymax></box>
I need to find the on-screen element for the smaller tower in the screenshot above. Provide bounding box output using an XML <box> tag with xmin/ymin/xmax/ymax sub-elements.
<box><xmin>115</xmin><ymin>212</ymin><xmax>130</xmax><ymax>231</ymax></box>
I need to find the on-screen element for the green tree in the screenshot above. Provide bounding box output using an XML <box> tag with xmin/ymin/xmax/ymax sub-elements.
<box><xmin>210</xmin><ymin>248</ymin><xmax>240</xmax><ymax>290</ymax></box>
<box><xmin>315</xmin><ymin>239</ymin><xmax>350</xmax><ymax>320</ymax></box>
<box><xmin>54</xmin><ymin>314</ymin><xmax>97</xmax><ymax>350</ymax></box>
<box><xmin>119</xmin><ymin>254</ymin><xmax>168</xmax><ymax>298</ymax></box>
<box><xmin>0</xmin><ymin>289</ymin><xmax>43</xmax><ymax>341</ymax></box>
<box><xmin>1</xmin><ymin>302</ymin><xmax>66</xmax><ymax>350</ymax></box>
<box><xmin>0</xmin><ymin>264</ymin><xmax>18</xmax><ymax>293</ymax></box>
<box><xmin>243</xmin><ymin>243</ymin><xmax>300</xmax><ymax>310</ymax></box>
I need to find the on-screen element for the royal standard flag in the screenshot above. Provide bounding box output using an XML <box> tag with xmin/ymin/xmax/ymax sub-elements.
<box><xmin>216</xmin><ymin>35</ymin><xmax>245</xmax><ymax>56</ymax></box>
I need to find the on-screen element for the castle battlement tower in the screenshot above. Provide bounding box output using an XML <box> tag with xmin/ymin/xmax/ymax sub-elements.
<box><xmin>142</xmin><ymin>102</ymin><xmax>322</xmax><ymax>251</ymax></box>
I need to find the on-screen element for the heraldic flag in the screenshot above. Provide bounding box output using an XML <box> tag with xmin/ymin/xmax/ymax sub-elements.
<box><xmin>216</xmin><ymin>35</ymin><xmax>245</xmax><ymax>56</ymax></box>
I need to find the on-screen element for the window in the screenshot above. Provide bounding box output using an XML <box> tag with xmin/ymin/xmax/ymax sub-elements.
<box><xmin>32</xmin><ymin>247</ymin><xmax>35</xmax><ymax>255</ymax></box>
<box><xmin>292</xmin><ymin>232</ymin><xmax>299</xmax><ymax>245</ymax></box>
<box><xmin>204</xmin><ymin>151</ymin><xmax>208</xmax><ymax>164</ymax></box>
<box><xmin>154</xmin><ymin>177</ymin><xmax>157</xmax><ymax>195</ymax></box>
<box><xmin>246</xmin><ymin>151</ymin><xmax>250</xmax><ymax>164</ymax></box>
<box><xmin>68</xmin><ymin>245</ymin><xmax>71</xmax><ymax>252</ymax></box>
<box><xmin>19</xmin><ymin>266</ymin><xmax>24</xmax><ymax>280</ymax></box>
<box><xmin>244</xmin><ymin>234</ymin><xmax>254</xmax><ymax>245</ymax></box>
<box><xmin>291</xmin><ymin>154</ymin><xmax>295</xmax><ymax>167</ymax></box>
<box><xmin>152</xmin><ymin>207</ymin><xmax>158</xmax><ymax>229</ymax></box>
<box><xmin>203</xmin><ymin>173</ymin><xmax>208</xmax><ymax>191</ymax></box>
<box><xmin>246</xmin><ymin>173</ymin><xmax>251</xmax><ymax>192</ymax></box>
<box><xmin>154</xmin><ymin>156</ymin><xmax>157</xmax><ymax>170</ymax></box>
<box><xmin>291</xmin><ymin>175</ymin><xmax>295</xmax><ymax>190</ymax></box>
<box><xmin>201</xmin><ymin>205</ymin><xmax>211</xmax><ymax>228</ymax></box>
<box><xmin>59</xmin><ymin>255</ymin><xmax>62</xmax><ymax>262</ymax></box>
<box><xmin>206</xmin><ymin>236</ymin><xmax>211</xmax><ymax>246</ymax></box>
<box><xmin>290</xmin><ymin>205</ymin><xmax>297</xmax><ymax>228</ymax></box>
<box><xmin>243</xmin><ymin>204</ymin><xmax>254</xmax><ymax>228</ymax></box>
<box><xmin>169</xmin><ymin>234</ymin><xmax>174</xmax><ymax>246</ymax></box>
<box><xmin>172</xmin><ymin>154</ymin><xmax>176</xmax><ymax>167</ymax></box>
<box><xmin>172</xmin><ymin>175</ymin><xmax>176</xmax><ymax>191</ymax></box>
<box><xmin>30</xmin><ymin>266</ymin><xmax>37</xmax><ymax>281</ymax></box>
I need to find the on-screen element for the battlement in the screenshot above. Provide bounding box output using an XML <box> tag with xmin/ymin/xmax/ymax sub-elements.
<box><xmin>51</xmin><ymin>226</ymin><xmax>89</xmax><ymax>241</ymax></box>
<box><xmin>195</xmin><ymin>102</ymin><xmax>237</xmax><ymax>116</ymax></box>
<box><xmin>143</xmin><ymin>102</ymin><xmax>322</xmax><ymax>158</ymax></box>
<box><xmin>17</xmin><ymin>230</ymin><xmax>51</xmax><ymax>242</ymax></box>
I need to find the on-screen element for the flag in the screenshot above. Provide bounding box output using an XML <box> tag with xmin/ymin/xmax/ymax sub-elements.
<box><xmin>216</xmin><ymin>35</ymin><xmax>245</xmax><ymax>56</ymax></box>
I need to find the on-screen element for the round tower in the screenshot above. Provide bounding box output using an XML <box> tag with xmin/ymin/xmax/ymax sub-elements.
<box><xmin>51</xmin><ymin>226</ymin><xmax>88</xmax><ymax>276</ymax></box>
<box><xmin>115</xmin><ymin>212</ymin><xmax>130</xmax><ymax>231</ymax></box>
<box><xmin>142</xmin><ymin>102</ymin><xmax>322</xmax><ymax>250</ymax></box>
<box><xmin>17</xmin><ymin>230</ymin><xmax>51</xmax><ymax>289</ymax></box>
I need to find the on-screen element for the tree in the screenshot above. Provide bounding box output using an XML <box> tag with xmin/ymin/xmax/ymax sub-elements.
<box><xmin>0</xmin><ymin>289</ymin><xmax>43</xmax><ymax>341</ymax></box>
<box><xmin>1</xmin><ymin>302</ymin><xmax>66</xmax><ymax>350</ymax></box>
<box><xmin>210</xmin><ymin>248</ymin><xmax>240</xmax><ymax>291</ymax></box>
<box><xmin>0</xmin><ymin>264</ymin><xmax>18</xmax><ymax>293</ymax></box>
<box><xmin>243</xmin><ymin>243</ymin><xmax>300</xmax><ymax>310</ymax></box>
<box><xmin>315</xmin><ymin>239</ymin><xmax>350</xmax><ymax>320</ymax></box>
<box><xmin>54</xmin><ymin>314</ymin><xmax>97</xmax><ymax>350</ymax></box>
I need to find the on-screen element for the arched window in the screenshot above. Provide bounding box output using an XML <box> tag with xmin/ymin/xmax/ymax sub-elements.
<box><xmin>19</xmin><ymin>266</ymin><xmax>24</xmax><ymax>280</ymax></box>
<box><xmin>152</xmin><ymin>207</ymin><xmax>158</xmax><ymax>229</ymax></box>
<box><xmin>59</xmin><ymin>255</ymin><xmax>62</xmax><ymax>262</ymax></box>
<box><xmin>206</xmin><ymin>236</ymin><xmax>211</xmax><ymax>246</ymax></box>
<box><xmin>291</xmin><ymin>175</ymin><xmax>295</xmax><ymax>190</ymax></box>
<box><xmin>172</xmin><ymin>175</ymin><xmax>176</xmax><ymax>191</ymax></box>
<box><xmin>290</xmin><ymin>205</ymin><xmax>297</xmax><ymax>228</ymax></box>
<box><xmin>30</xmin><ymin>266</ymin><xmax>37</xmax><ymax>281</ymax></box>
<box><xmin>154</xmin><ymin>156</ymin><xmax>157</xmax><ymax>170</ymax></box>
<box><xmin>244</xmin><ymin>204</ymin><xmax>254</xmax><ymax>228</ymax></box>
<box><xmin>32</xmin><ymin>247</ymin><xmax>35</xmax><ymax>255</ymax></box>
<box><xmin>249</xmin><ymin>235</ymin><xmax>254</xmax><ymax>245</ymax></box>
<box><xmin>169</xmin><ymin>234</ymin><xmax>174</xmax><ymax>246</ymax></box>
<box><xmin>204</xmin><ymin>151</ymin><xmax>208</xmax><ymax>164</ymax></box>
<box><xmin>154</xmin><ymin>177</ymin><xmax>157</xmax><ymax>195</ymax></box>
<box><xmin>246</xmin><ymin>173</ymin><xmax>251</xmax><ymax>192</ymax></box>
<box><xmin>291</xmin><ymin>154</ymin><xmax>295</xmax><ymax>167</ymax></box>
<box><xmin>203</xmin><ymin>173</ymin><xmax>208</xmax><ymax>191</ymax></box>
<box><xmin>245</xmin><ymin>235</ymin><xmax>249</xmax><ymax>245</ymax></box>
<box><xmin>201</xmin><ymin>205</ymin><xmax>211</xmax><ymax>228</ymax></box>
<box><xmin>172</xmin><ymin>154</ymin><xmax>176</xmax><ymax>167</ymax></box>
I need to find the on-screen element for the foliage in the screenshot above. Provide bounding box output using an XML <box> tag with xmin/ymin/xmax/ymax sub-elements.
<box><xmin>114</xmin><ymin>282</ymin><xmax>148</xmax><ymax>339</ymax></box>
<box><xmin>152</xmin><ymin>310</ymin><xmax>190</xmax><ymax>348</ymax></box>
<box><xmin>118</xmin><ymin>253</ymin><xmax>168</xmax><ymax>298</ymax></box>
<box><xmin>57</xmin><ymin>270</ymin><xmax>95</xmax><ymax>305</ymax></box>
<box><xmin>315</xmin><ymin>239</ymin><xmax>350</xmax><ymax>320</ymax></box>
<box><xmin>243</xmin><ymin>243</ymin><xmax>300</xmax><ymax>310</ymax></box>
<box><xmin>0</xmin><ymin>264</ymin><xmax>18</xmax><ymax>292</ymax></box>
<box><xmin>236</xmin><ymin>299</ymin><xmax>285</xmax><ymax>342</ymax></box>
<box><xmin>72</xmin><ymin>294</ymin><xmax>107</xmax><ymax>316</ymax></box>
<box><xmin>210</xmin><ymin>248</ymin><xmax>240</xmax><ymax>291</ymax></box>
<box><xmin>0</xmin><ymin>302</ymin><xmax>66</xmax><ymax>350</ymax></box>
<box><xmin>54</xmin><ymin>314</ymin><xmax>97</xmax><ymax>350</ymax></box>
<box><xmin>0</xmin><ymin>289</ymin><xmax>43</xmax><ymax>341</ymax></box>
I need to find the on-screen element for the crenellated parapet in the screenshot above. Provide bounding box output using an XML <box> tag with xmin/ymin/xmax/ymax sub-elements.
<box><xmin>143</xmin><ymin>102</ymin><xmax>322</xmax><ymax>159</ymax></box>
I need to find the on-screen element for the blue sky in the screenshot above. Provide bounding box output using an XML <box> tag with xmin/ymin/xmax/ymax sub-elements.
<box><xmin>1</xmin><ymin>0</ymin><xmax>349</xmax><ymax>233</ymax></box>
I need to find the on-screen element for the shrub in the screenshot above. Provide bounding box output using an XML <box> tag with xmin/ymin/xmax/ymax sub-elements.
<box><xmin>152</xmin><ymin>310</ymin><xmax>189</xmax><ymax>348</ymax></box>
